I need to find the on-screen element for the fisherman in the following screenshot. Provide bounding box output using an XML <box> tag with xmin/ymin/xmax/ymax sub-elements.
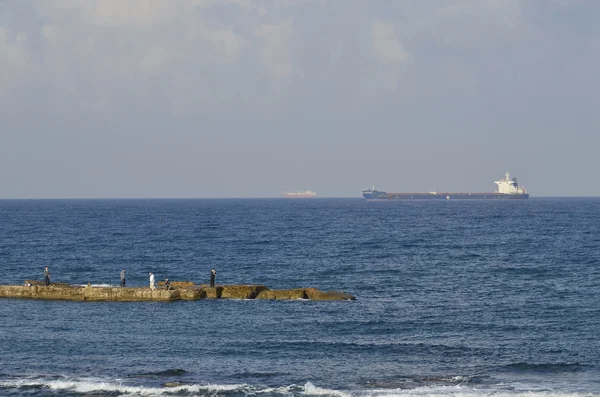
<box><xmin>210</xmin><ymin>268</ymin><xmax>216</xmax><ymax>287</ymax></box>
<box><xmin>120</xmin><ymin>268</ymin><xmax>126</xmax><ymax>287</ymax></box>
<box><xmin>44</xmin><ymin>266</ymin><xmax>50</xmax><ymax>286</ymax></box>
<box><xmin>149</xmin><ymin>272</ymin><xmax>155</xmax><ymax>290</ymax></box>
<box><xmin>164</xmin><ymin>278</ymin><xmax>171</xmax><ymax>290</ymax></box>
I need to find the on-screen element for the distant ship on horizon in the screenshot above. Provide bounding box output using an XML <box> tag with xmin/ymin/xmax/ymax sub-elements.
<box><xmin>362</xmin><ymin>172</ymin><xmax>529</xmax><ymax>200</ymax></box>
<box><xmin>284</xmin><ymin>190</ymin><xmax>317</xmax><ymax>198</ymax></box>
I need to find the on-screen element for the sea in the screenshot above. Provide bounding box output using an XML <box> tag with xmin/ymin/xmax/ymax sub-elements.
<box><xmin>0</xmin><ymin>198</ymin><xmax>599</xmax><ymax>397</ymax></box>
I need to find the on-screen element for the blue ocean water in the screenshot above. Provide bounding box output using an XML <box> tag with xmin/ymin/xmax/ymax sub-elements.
<box><xmin>0</xmin><ymin>198</ymin><xmax>599</xmax><ymax>397</ymax></box>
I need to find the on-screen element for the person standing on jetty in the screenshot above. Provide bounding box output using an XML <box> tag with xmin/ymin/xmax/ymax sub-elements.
<box><xmin>210</xmin><ymin>268</ymin><xmax>216</xmax><ymax>287</ymax></box>
<box><xmin>120</xmin><ymin>268</ymin><xmax>126</xmax><ymax>287</ymax></box>
<box><xmin>44</xmin><ymin>266</ymin><xmax>50</xmax><ymax>286</ymax></box>
<box><xmin>149</xmin><ymin>272</ymin><xmax>155</xmax><ymax>290</ymax></box>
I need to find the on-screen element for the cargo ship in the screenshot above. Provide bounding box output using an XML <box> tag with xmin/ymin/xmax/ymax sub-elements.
<box><xmin>363</xmin><ymin>173</ymin><xmax>529</xmax><ymax>200</ymax></box>
<box><xmin>284</xmin><ymin>190</ymin><xmax>317</xmax><ymax>198</ymax></box>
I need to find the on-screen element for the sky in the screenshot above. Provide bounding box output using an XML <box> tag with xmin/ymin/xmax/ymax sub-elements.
<box><xmin>1</xmin><ymin>0</ymin><xmax>598</xmax><ymax>198</ymax></box>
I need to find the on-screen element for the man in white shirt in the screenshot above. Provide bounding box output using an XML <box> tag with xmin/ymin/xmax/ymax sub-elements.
<box><xmin>149</xmin><ymin>272</ymin><xmax>155</xmax><ymax>290</ymax></box>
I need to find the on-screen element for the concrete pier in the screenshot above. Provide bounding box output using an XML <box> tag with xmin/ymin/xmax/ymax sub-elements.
<box><xmin>0</xmin><ymin>282</ymin><xmax>355</xmax><ymax>302</ymax></box>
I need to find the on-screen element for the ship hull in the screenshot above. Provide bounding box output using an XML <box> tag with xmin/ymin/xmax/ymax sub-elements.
<box><xmin>364</xmin><ymin>192</ymin><xmax>529</xmax><ymax>200</ymax></box>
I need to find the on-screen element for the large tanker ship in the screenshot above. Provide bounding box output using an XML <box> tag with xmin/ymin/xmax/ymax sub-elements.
<box><xmin>363</xmin><ymin>172</ymin><xmax>529</xmax><ymax>200</ymax></box>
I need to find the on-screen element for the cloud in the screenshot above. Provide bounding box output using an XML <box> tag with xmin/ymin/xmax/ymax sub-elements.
<box><xmin>366</xmin><ymin>20</ymin><xmax>413</xmax><ymax>92</ymax></box>
<box><xmin>1</xmin><ymin>0</ymin><xmax>599</xmax><ymax>197</ymax></box>
<box><xmin>0</xmin><ymin>0</ymin><xmax>596</xmax><ymax>118</ymax></box>
<box><xmin>407</xmin><ymin>0</ymin><xmax>535</xmax><ymax>52</ymax></box>
<box><xmin>37</xmin><ymin>0</ymin><xmax>187</xmax><ymax>28</ymax></box>
<box><xmin>0</xmin><ymin>27</ymin><xmax>37</xmax><ymax>105</ymax></box>
<box><xmin>256</xmin><ymin>20</ymin><xmax>294</xmax><ymax>80</ymax></box>
<box><xmin>371</xmin><ymin>21</ymin><xmax>412</xmax><ymax>66</ymax></box>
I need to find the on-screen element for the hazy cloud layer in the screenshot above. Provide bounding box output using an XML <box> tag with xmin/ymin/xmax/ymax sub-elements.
<box><xmin>1</xmin><ymin>0</ymin><xmax>598</xmax><ymax>197</ymax></box>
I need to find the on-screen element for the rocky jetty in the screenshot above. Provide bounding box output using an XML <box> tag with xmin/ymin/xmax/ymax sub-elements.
<box><xmin>0</xmin><ymin>282</ymin><xmax>355</xmax><ymax>302</ymax></box>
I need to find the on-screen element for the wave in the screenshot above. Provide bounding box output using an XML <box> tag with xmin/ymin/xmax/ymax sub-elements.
<box><xmin>304</xmin><ymin>382</ymin><xmax>353</xmax><ymax>397</ymax></box>
<box><xmin>0</xmin><ymin>377</ymin><xmax>249</xmax><ymax>396</ymax></box>
<box><xmin>1</xmin><ymin>377</ymin><xmax>599</xmax><ymax>397</ymax></box>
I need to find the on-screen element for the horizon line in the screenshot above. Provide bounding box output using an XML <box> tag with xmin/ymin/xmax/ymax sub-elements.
<box><xmin>1</xmin><ymin>196</ymin><xmax>600</xmax><ymax>200</ymax></box>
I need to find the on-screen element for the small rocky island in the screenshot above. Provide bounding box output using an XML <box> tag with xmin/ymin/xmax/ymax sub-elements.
<box><xmin>0</xmin><ymin>281</ymin><xmax>355</xmax><ymax>302</ymax></box>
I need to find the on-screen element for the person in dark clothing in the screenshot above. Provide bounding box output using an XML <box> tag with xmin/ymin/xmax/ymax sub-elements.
<box><xmin>164</xmin><ymin>278</ymin><xmax>171</xmax><ymax>290</ymax></box>
<box><xmin>210</xmin><ymin>268</ymin><xmax>216</xmax><ymax>287</ymax></box>
<box><xmin>44</xmin><ymin>266</ymin><xmax>50</xmax><ymax>286</ymax></box>
<box><xmin>120</xmin><ymin>268</ymin><xmax>126</xmax><ymax>287</ymax></box>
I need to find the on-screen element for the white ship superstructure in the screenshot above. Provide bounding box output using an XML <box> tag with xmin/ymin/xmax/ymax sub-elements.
<box><xmin>494</xmin><ymin>172</ymin><xmax>527</xmax><ymax>195</ymax></box>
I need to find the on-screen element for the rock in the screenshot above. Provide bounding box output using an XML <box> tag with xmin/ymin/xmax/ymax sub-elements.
<box><xmin>256</xmin><ymin>289</ymin><xmax>308</xmax><ymax>300</ymax></box>
<box><xmin>25</xmin><ymin>280</ymin><xmax>73</xmax><ymax>288</ymax></box>
<box><xmin>304</xmin><ymin>288</ymin><xmax>356</xmax><ymax>300</ymax></box>
<box><xmin>179</xmin><ymin>286</ymin><xmax>206</xmax><ymax>300</ymax></box>
<box><xmin>82</xmin><ymin>287</ymin><xmax>180</xmax><ymax>301</ymax></box>
<box><xmin>0</xmin><ymin>283</ymin><xmax>354</xmax><ymax>302</ymax></box>
<box><xmin>0</xmin><ymin>285</ymin><xmax>179</xmax><ymax>301</ymax></box>
<box><xmin>24</xmin><ymin>280</ymin><xmax>45</xmax><ymax>286</ymax></box>
<box><xmin>256</xmin><ymin>288</ymin><xmax>355</xmax><ymax>300</ymax></box>
<box><xmin>204</xmin><ymin>286</ymin><xmax>223</xmax><ymax>299</ymax></box>
<box><xmin>221</xmin><ymin>285</ymin><xmax>269</xmax><ymax>299</ymax></box>
<box><xmin>172</xmin><ymin>281</ymin><xmax>195</xmax><ymax>288</ymax></box>
<box><xmin>157</xmin><ymin>281</ymin><xmax>195</xmax><ymax>289</ymax></box>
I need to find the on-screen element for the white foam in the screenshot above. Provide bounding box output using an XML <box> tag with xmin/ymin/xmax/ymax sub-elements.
<box><xmin>256</xmin><ymin>384</ymin><xmax>297</xmax><ymax>395</ymax></box>
<box><xmin>0</xmin><ymin>377</ymin><xmax>249</xmax><ymax>396</ymax></box>
<box><xmin>2</xmin><ymin>378</ymin><xmax>598</xmax><ymax>397</ymax></box>
<box><xmin>304</xmin><ymin>382</ymin><xmax>353</xmax><ymax>397</ymax></box>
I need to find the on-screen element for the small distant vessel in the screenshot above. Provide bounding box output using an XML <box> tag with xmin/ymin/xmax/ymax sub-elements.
<box><xmin>363</xmin><ymin>172</ymin><xmax>529</xmax><ymax>200</ymax></box>
<box><xmin>284</xmin><ymin>190</ymin><xmax>317</xmax><ymax>198</ymax></box>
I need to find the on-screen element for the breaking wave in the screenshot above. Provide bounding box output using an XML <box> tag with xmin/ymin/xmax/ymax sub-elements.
<box><xmin>304</xmin><ymin>382</ymin><xmax>352</xmax><ymax>397</ymax></box>
<box><xmin>0</xmin><ymin>377</ymin><xmax>248</xmax><ymax>396</ymax></box>
<box><xmin>1</xmin><ymin>377</ymin><xmax>599</xmax><ymax>397</ymax></box>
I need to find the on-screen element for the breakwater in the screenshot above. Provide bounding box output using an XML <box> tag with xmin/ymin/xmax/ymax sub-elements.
<box><xmin>0</xmin><ymin>282</ymin><xmax>355</xmax><ymax>302</ymax></box>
